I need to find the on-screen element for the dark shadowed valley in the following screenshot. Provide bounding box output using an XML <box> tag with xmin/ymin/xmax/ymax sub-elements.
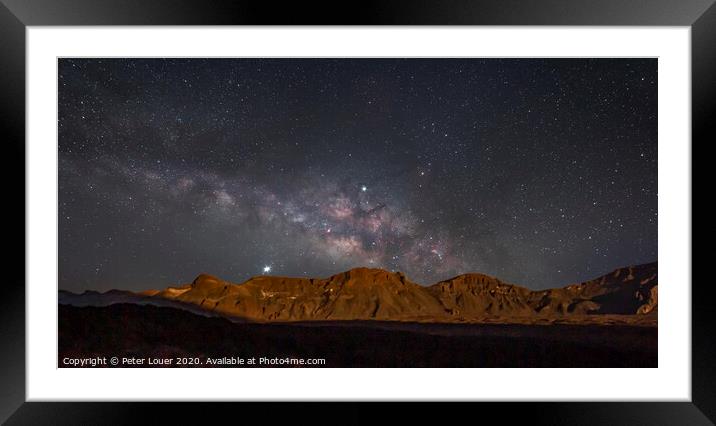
<box><xmin>59</xmin><ymin>263</ymin><xmax>657</xmax><ymax>368</ymax></box>
<box><xmin>59</xmin><ymin>303</ymin><xmax>656</xmax><ymax>368</ymax></box>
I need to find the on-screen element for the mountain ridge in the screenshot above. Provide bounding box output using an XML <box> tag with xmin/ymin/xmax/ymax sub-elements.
<box><xmin>59</xmin><ymin>262</ymin><xmax>658</xmax><ymax>324</ymax></box>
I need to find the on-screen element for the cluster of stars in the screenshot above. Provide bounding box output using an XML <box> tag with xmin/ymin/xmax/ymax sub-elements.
<box><xmin>59</xmin><ymin>58</ymin><xmax>657</xmax><ymax>292</ymax></box>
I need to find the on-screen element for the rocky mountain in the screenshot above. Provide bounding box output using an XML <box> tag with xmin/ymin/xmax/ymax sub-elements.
<box><xmin>529</xmin><ymin>262</ymin><xmax>658</xmax><ymax>315</ymax></box>
<box><xmin>150</xmin><ymin>268</ymin><xmax>447</xmax><ymax>321</ymax></box>
<box><xmin>59</xmin><ymin>262</ymin><xmax>657</xmax><ymax>323</ymax></box>
<box><xmin>428</xmin><ymin>273</ymin><xmax>535</xmax><ymax>318</ymax></box>
<box><xmin>425</xmin><ymin>262</ymin><xmax>658</xmax><ymax>319</ymax></box>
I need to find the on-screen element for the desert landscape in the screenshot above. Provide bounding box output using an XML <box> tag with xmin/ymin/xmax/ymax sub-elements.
<box><xmin>59</xmin><ymin>262</ymin><xmax>657</xmax><ymax>367</ymax></box>
<box><xmin>58</xmin><ymin>58</ymin><xmax>657</xmax><ymax>368</ymax></box>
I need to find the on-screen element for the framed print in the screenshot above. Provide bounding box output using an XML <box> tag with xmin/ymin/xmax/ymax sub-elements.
<box><xmin>2</xmin><ymin>0</ymin><xmax>713</xmax><ymax>424</ymax></box>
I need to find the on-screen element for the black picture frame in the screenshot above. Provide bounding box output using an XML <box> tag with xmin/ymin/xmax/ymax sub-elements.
<box><xmin>1</xmin><ymin>0</ymin><xmax>712</xmax><ymax>424</ymax></box>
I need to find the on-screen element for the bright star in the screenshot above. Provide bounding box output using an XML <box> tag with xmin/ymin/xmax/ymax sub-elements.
<box><xmin>263</xmin><ymin>265</ymin><xmax>272</xmax><ymax>273</ymax></box>
<box><xmin>361</xmin><ymin>185</ymin><xmax>367</xmax><ymax>192</ymax></box>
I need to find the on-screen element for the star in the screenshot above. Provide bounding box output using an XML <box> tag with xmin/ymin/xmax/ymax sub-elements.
<box><xmin>361</xmin><ymin>185</ymin><xmax>367</xmax><ymax>192</ymax></box>
<box><xmin>262</xmin><ymin>265</ymin><xmax>272</xmax><ymax>274</ymax></box>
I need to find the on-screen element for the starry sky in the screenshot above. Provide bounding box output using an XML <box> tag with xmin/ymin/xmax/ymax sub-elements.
<box><xmin>58</xmin><ymin>58</ymin><xmax>657</xmax><ymax>293</ymax></box>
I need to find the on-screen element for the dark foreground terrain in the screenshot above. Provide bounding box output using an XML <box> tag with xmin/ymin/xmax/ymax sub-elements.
<box><xmin>59</xmin><ymin>303</ymin><xmax>657</xmax><ymax>368</ymax></box>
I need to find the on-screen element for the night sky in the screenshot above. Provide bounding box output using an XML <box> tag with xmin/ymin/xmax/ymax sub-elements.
<box><xmin>58</xmin><ymin>58</ymin><xmax>657</xmax><ymax>293</ymax></box>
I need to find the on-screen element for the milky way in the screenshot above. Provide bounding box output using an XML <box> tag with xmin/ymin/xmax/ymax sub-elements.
<box><xmin>58</xmin><ymin>59</ymin><xmax>657</xmax><ymax>292</ymax></box>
